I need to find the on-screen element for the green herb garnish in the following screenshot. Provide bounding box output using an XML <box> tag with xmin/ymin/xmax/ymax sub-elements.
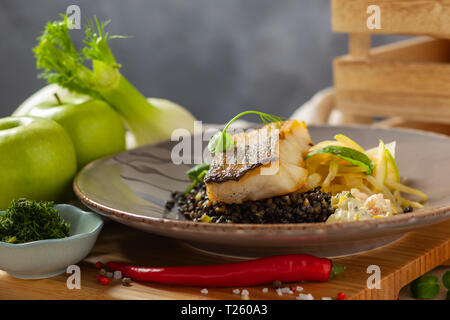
<box><xmin>208</xmin><ymin>131</ymin><xmax>234</xmax><ymax>155</ymax></box>
<box><xmin>306</xmin><ymin>145</ymin><xmax>375</xmax><ymax>175</ymax></box>
<box><xmin>208</xmin><ymin>111</ymin><xmax>285</xmax><ymax>154</ymax></box>
<box><xmin>187</xmin><ymin>163</ymin><xmax>210</xmax><ymax>182</ymax></box>
<box><xmin>185</xmin><ymin>163</ymin><xmax>210</xmax><ymax>194</ymax></box>
<box><xmin>0</xmin><ymin>199</ymin><xmax>70</xmax><ymax>244</ymax></box>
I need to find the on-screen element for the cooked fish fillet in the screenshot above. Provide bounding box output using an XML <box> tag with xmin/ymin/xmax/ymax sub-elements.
<box><xmin>204</xmin><ymin>120</ymin><xmax>312</xmax><ymax>204</ymax></box>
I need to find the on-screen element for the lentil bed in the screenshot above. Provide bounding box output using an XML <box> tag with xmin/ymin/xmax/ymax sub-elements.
<box><xmin>166</xmin><ymin>185</ymin><xmax>335</xmax><ymax>224</ymax></box>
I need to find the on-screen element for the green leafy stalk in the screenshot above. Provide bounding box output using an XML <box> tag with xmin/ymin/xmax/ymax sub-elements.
<box><xmin>34</xmin><ymin>15</ymin><xmax>194</xmax><ymax>146</ymax></box>
<box><xmin>208</xmin><ymin>110</ymin><xmax>285</xmax><ymax>154</ymax></box>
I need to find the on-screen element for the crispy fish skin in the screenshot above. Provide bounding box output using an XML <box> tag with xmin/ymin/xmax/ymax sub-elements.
<box><xmin>205</xmin><ymin>120</ymin><xmax>312</xmax><ymax>204</ymax></box>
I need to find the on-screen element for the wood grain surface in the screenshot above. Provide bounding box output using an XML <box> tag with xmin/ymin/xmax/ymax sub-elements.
<box><xmin>332</xmin><ymin>0</ymin><xmax>450</xmax><ymax>38</ymax></box>
<box><xmin>1</xmin><ymin>218</ymin><xmax>449</xmax><ymax>300</ymax></box>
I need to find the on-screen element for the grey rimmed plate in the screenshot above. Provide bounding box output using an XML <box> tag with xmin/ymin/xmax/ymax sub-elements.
<box><xmin>73</xmin><ymin>125</ymin><xmax>450</xmax><ymax>258</ymax></box>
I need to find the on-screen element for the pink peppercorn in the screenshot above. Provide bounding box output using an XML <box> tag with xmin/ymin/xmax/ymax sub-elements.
<box><xmin>337</xmin><ymin>292</ymin><xmax>346</xmax><ymax>300</ymax></box>
<box><xmin>97</xmin><ymin>274</ymin><xmax>110</xmax><ymax>285</ymax></box>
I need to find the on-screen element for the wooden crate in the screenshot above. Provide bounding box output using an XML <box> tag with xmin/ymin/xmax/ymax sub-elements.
<box><xmin>332</xmin><ymin>0</ymin><xmax>450</xmax><ymax>37</ymax></box>
<box><xmin>331</xmin><ymin>0</ymin><xmax>450</xmax><ymax>126</ymax></box>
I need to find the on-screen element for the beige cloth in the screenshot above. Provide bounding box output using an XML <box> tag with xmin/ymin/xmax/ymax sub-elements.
<box><xmin>205</xmin><ymin>87</ymin><xmax>344</xmax><ymax>132</ymax></box>
<box><xmin>290</xmin><ymin>87</ymin><xmax>344</xmax><ymax>125</ymax></box>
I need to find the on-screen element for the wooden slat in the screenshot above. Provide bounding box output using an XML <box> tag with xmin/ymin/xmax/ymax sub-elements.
<box><xmin>332</xmin><ymin>0</ymin><xmax>450</xmax><ymax>38</ymax></box>
<box><xmin>334</xmin><ymin>58</ymin><xmax>450</xmax><ymax>96</ymax></box>
<box><xmin>1</xmin><ymin>219</ymin><xmax>449</xmax><ymax>300</ymax></box>
<box><xmin>349</xmin><ymin>33</ymin><xmax>371</xmax><ymax>59</ymax></box>
<box><xmin>334</xmin><ymin>91</ymin><xmax>450</xmax><ymax>124</ymax></box>
<box><xmin>368</xmin><ymin>37</ymin><xmax>450</xmax><ymax>63</ymax></box>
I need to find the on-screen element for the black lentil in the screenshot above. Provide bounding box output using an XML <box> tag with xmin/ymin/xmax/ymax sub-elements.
<box><xmin>165</xmin><ymin>200</ymin><xmax>175</xmax><ymax>211</ymax></box>
<box><xmin>168</xmin><ymin>185</ymin><xmax>335</xmax><ymax>224</ymax></box>
<box><xmin>403</xmin><ymin>206</ymin><xmax>413</xmax><ymax>213</ymax></box>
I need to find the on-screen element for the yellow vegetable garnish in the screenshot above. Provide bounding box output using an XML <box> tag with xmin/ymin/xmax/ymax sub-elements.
<box><xmin>308</xmin><ymin>140</ymin><xmax>345</xmax><ymax>152</ymax></box>
<box><xmin>385</xmin><ymin>180</ymin><xmax>428</xmax><ymax>200</ymax></box>
<box><xmin>322</xmin><ymin>160</ymin><xmax>339</xmax><ymax>187</ymax></box>
<box><xmin>375</xmin><ymin>140</ymin><xmax>387</xmax><ymax>187</ymax></box>
<box><xmin>200</xmin><ymin>214</ymin><xmax>212</xmax><ymax>223</ymax></box>
<box><xmin>337</xmin><ymin>196</ymin><xmax>347</xmax><ymax>207</ymax></box>
<box><xmin>307</xmin><ymin>133</ymin><xmax>426</xmax><ymax>215</ymax></box>
<box><xmin>334</xmin><ymin>134</ymin><xmax>365</xmax><ymax>153</ymax></box>
<box><xmin>385</xmin><ymin>149</ymin><xmax>400</xmax><ymax>183</ymax></box>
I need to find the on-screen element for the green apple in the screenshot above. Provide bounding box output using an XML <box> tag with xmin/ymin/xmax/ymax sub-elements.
<box><xmin>23</xmin><ymin>98</ymin><xmax>126</xmax><ymax>169</ymax></box>
<box><xmin>0</xmin><ymin>116</ymin><xmax>77</xmax><ymax>210</ymax></box>
<box><xmin>13</xmin><ymin>84</ymin><xmax>89</xmax><ymax>117</ymax></box>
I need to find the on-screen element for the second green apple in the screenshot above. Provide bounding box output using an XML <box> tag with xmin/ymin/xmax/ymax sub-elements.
<box><xmin>19</xmin><ymin>97</ymin><xmax>126</xmax><ymax>169</ymax></box>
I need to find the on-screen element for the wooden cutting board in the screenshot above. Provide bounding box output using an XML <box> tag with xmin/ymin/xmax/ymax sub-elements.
<box><xmin>1</xmin><ymin>219</ymin><xmax>449</xmax><ymax>300</ymax></box>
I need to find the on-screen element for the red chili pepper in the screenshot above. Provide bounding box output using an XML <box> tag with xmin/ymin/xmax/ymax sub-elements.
<box><xmin>337</xmin><ymin>291</ymin><xmax>346</xmax><ymax>300</ymax></box>
<box><xmin>107</xmin><ymin>254</ymin><xmax>345</xmax><ymax>288</ymax></box>
<box><xmin>95</xmin><ymin>261</ymin><xmax>103</xmax><ymax>269</ymax></box>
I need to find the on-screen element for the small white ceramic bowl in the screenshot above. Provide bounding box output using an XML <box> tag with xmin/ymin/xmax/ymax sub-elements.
<box><xmin>0</xmin><ymin>204</ymin><xmax>103</xmax><ymax>279</ymax></box>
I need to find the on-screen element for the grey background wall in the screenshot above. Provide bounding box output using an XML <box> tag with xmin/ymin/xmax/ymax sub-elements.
<box><xmin>0</xmin><ymin>0</ymin><xmax>401</xmax><ymax>122</ymax></box>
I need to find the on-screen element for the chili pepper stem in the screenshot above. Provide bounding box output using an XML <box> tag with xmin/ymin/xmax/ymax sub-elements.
<box><xmin>329</xmin><ymin>264</ymin><xmax>346</xmax><ymax>280</ymax></box>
